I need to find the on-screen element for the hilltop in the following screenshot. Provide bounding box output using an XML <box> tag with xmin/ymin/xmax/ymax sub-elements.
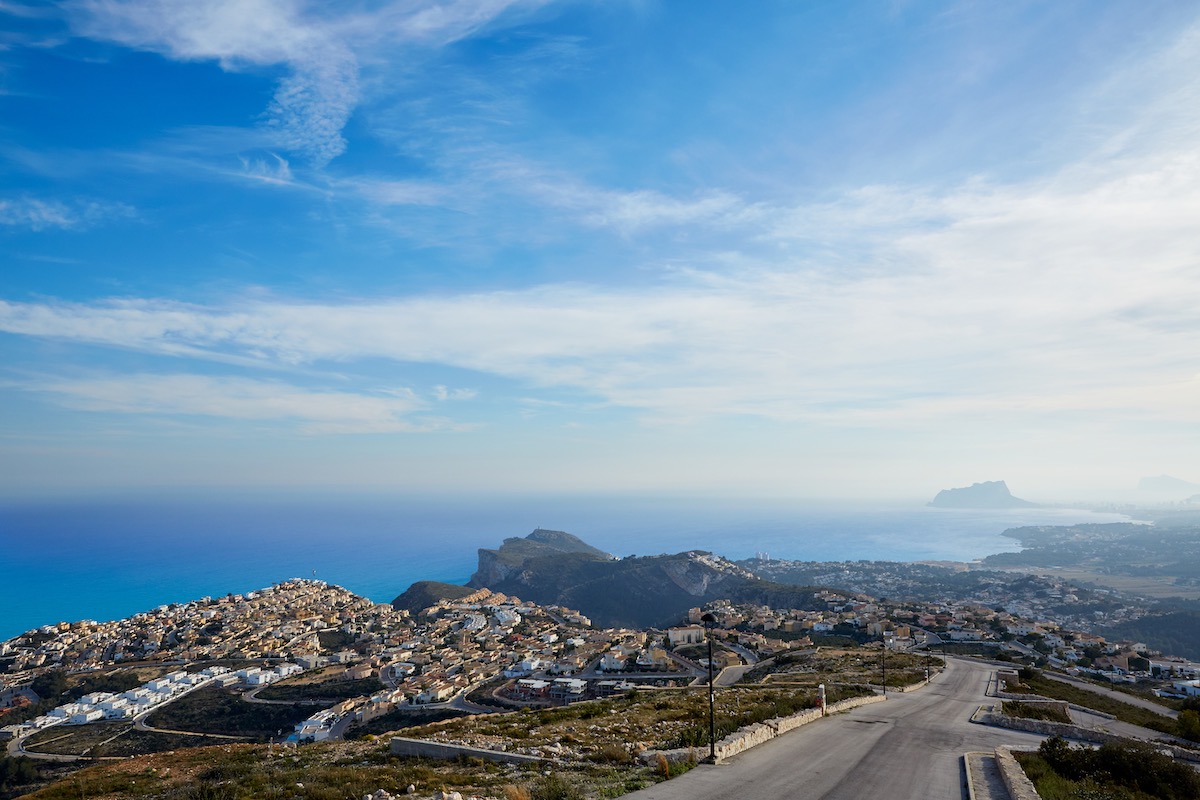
<box><xmin>928</xmin><ymin>480</ymin><xmax>1037</xmax><ymax>509</ymax></box>
<box><xmin>467</xmin><ymin>529</ymin><xmax>828</xmax><ymax>628</ymax></box>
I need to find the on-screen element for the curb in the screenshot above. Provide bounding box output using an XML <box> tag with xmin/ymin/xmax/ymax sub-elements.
<box><xmin>963</xmin><ymin>752</ymin><xmax>982</xmax><ymax>800</ymax></box>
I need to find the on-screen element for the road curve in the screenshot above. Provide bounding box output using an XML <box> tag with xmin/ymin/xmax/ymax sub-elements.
<box><xmin>623</xmin><ymin>658</ymin><xmax>1045</xmax><ymax>800</ymax></box>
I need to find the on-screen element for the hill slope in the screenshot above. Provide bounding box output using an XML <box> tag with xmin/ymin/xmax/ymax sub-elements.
<box><xmin>391</xmin><ymin>581</ymin><xmax>475</xmax><ymax>614</ymax></box>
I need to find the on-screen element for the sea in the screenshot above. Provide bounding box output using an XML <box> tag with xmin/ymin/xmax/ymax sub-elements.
<box><xmin>0</xmin><ymin>491</ymin><xmax>1132</xmax><ymax>642</ymax></box>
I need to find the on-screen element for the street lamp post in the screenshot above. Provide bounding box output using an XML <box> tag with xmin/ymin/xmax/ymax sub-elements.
<box><xmin>701</xmin><ymin>612</ymin><xmax>717</xmax><ymax>763</ymax></box>
<box><xmin>880</xmin><ymin>636</ymin><xmax>887</xmax><ymax>695</ymax></box>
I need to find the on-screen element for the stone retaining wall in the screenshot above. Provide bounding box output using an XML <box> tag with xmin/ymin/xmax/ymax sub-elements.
<box><xmin>994</xmin><ymin>746</ymin><xmax>1040</xmax><ymax>800</ymax></box>
<box><xmin>975</xmin><ymin>707</ymin><xmax>1200</xmax><ymax>765</ymax></box>
<box><xmin>993</xmin><ymin>670</ymin><xmax>1118</xmax><ymax>720</ymax></box>
<box><xmin>390</xmin><ymin>737</ymin><xmax>544</xmax><ymax>765</ymax></box>
<box><xmin>1001</xmin><ymin>699</ymin><xmax>1072</xmax><ymax>721</ymax></box>
<box><xmin>639</xmin><ymin>693</ymin><xmax>888</xmax><ymax>765</ymax></box>
<box><xmin>978</xmin><ymin>707</ymin><xmax>1124</xmax><ymax>746</ymax></box>
<box><xmin>895</xmin><ymin>676</ymin><xmax>934</xmax><ymax>694</ymax></box>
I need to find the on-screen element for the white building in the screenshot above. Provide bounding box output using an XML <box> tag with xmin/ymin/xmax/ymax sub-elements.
<box><xmin>667</xmin><ymin>626</ymin><xmax>706</xmax><ymax>646</ymax></box>
<box><xmin>599</xmin><ymin>652</ymin><xmax>627</xmax><ymax>672</ymax></box>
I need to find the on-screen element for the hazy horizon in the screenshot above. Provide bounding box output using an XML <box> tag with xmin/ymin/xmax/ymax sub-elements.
<box><xmin>3</xmin><ymin>2</ymin><xmax>1199</xmax><ymax>499</ymax></box>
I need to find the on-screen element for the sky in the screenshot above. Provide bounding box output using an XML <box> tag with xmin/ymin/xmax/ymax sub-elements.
<box><xmin>1</xmin><ymin>0</ymin><xmax>1199</xmax><ymax>503</ymax></box>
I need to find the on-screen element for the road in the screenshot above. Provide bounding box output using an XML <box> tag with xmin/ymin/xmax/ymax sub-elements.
<box><xmin>623</xmin><ymin>657</ymin><xmax>1045</xmax><ymax>800</ymax></box>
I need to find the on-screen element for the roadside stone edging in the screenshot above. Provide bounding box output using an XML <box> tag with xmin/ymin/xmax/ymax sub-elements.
<box><xmin>976</xmin><ymin>707</ymin><xmax>1121</xmax><ymax>746</ymax></box>
<box><xmin>994</xmin><ymin>669</ymin><xmax>1120</xmax><ymax>721</ymax></box>
<box><xmin>390</xmin><ymin>737</ymin><xmax>544</xmax><ymax>765</ymax></box>
<box><xmin>994</xmin><ymin>690</ymin><xmax>1117</xmax><ymax>721</ymax></box>
<box><xmin>974</xmin><ymin>707</ymin><xmax>1200</xmax><ymax>765</ymax></box>
<box><xmin>894</xmin><ymin>676</ymin><xmax>934</xmax><ymax>693</ymax></box>
<box><xmin>994</xmin><ymin>746</ymin><xmax>1040</xmax><ymax>800</ymax></box>
<box><xmin>638</xmin><ymin>693</ymin><xmax>888</xmax><ymax>765</ymax></box>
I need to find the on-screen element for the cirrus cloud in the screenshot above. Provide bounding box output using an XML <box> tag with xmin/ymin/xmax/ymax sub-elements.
<box><xmin>66</xmin><ymin>0</ymin><xmax>544</xmax><ymax>166</ymax></box>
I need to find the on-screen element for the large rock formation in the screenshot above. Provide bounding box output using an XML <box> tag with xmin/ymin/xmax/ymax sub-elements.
<box><xmin>467</xmin><ymin>529</ymin><xmax>827</xmax><ymax>629</ymax></box>
<box><xmin>928</xmin><ymin>480</ymin><xmax>1036</xmax><ymax>509</ymax></box>
<box><xmin>470</xmin><ymin>528</ymin><xmax>613</xmax><ymax>586</ymax></box>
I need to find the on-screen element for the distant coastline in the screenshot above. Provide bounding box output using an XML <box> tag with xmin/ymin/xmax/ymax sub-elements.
<box><xmin>0</xmin><ymin>494</ymin><xmax>1131</xmax><ymax>641</ymax></box>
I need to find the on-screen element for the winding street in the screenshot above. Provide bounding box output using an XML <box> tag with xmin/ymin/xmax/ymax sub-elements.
<box><xmin>624</xmin><ymin>657</ymin><xmax>1045</xmax><ymax>800</ymax></box>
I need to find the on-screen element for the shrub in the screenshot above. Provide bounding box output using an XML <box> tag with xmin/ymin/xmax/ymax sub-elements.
<box><xmin>1003</xmin><ymin>701</ymin><xmax>1071</xmax><ymax>724</ymax></box>
<box><xmin>530</xmin><ymin>773</ymin><xmax>585</xmax><ymax>800</ymax></box>
<box><xmin>589</xmin><ymin>744</ymin><xmax>632</xmax><ymax>765</ymax></box>
<box><xmin>503</xmin><ymin>784</ymin><xmax>532</xmax><ymax>800</ymax></box>
<box><xmin>1178</xmin><ymin>709</ymin><xmax>1200</xmax><ymax>742</ymax></box>
<box><xmin>1033</xmin><ymin>736</ymin><xmax>1200</xmax><ymax>800</ymax></box>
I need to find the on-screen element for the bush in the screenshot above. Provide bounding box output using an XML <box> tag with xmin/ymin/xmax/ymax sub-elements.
<box><xmin>588</xmin><ymin>744</ymin><xmax>632</xmax><ymax>765</ymax></box>
<box><xmin>1002</xmin><ymin>701</ymin><xmax>1071</xmax><ymax>724</ymax></box>
<box><xmin>530</xmin><ymin>773</ymin><xmax>585</xmax><ymax>800</ymax></box>
<box><xmin>1033</xmin><ymin>736</ymin><xmax>1200</xmax><ymax>800</ymax></box>
<box><xmin>1178</xmin><ymin>709</ymin><xmax>1200</xmax><ymax>742</ymax></box>
<box><xmin>0</xmin><ymin>756</ymin><xmax>40</xmax><ymax>793</ymax></box>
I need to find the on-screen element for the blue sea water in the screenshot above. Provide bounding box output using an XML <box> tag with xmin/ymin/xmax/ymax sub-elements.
<box><xmin>0</xmin><ymin>492</ymin><xmax>1131</xmax><ymax>641</ymax></box>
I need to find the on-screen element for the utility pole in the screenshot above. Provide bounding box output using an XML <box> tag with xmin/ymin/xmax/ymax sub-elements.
<box><xmin>881</xmin><ymin>637</ymin><xmax>887</xmax><ymax>695</ymax></box>
<box><xmin>701</xmin><ymin>612</ymin><xmax>717</xmax><ymax>763</ymax></box>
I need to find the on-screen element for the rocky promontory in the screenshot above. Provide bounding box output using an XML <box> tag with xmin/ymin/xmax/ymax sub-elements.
<box><xmin>467</xmin><ymin>529</ymin><xmax>825</xmax><ymax>629</ymax></box>
<box><xmin>928</xmin><ymin>480</ymin><xmax>1037</xmax><ymax>509</ymax></box>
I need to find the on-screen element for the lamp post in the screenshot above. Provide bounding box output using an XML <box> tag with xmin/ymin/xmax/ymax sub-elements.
<box><xmin>701</xmin><ymin>612</ymin><xmax>717</xmax><ymax>763</ymax></box>
<box><xmin>880</xmin><ymin>636</ymin><xmax>887</xmax><ymax>695</ymax></box>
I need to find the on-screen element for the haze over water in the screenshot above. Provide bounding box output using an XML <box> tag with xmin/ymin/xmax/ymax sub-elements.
<box><xmin>0</xmin><ymin>493</ymin><xmax>1130</xmax><ymax>641</ymax></box>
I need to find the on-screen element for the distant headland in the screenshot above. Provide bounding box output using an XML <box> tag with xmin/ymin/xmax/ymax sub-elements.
<box><xmin>927</xmin><ymin>480</ymin><xmax>1037</xmax><ymax>509</ymax></box>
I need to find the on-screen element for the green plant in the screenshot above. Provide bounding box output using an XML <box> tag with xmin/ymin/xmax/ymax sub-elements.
<box><xmin>1027</xmin><ymin>736</ymin><xmax>1200</xmax><ymax>800</ymax></box>
<box><xmin>1178</xmin><ymin>709</ymin><xmax>1200</xmax><ymax>742</ymax></box>
<box><xmin>1003</xmin><ymin>701</ymin><xmax>1071</xmax><ymax>724</ymax></box>
<box><xmin>530</xmin><ymin>772</ymin><xmax>585</xmax><ymax>800</ymax></box>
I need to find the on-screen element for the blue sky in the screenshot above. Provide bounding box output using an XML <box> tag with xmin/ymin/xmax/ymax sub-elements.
<box><xmin>2</xmin><ymin>0</ymin><xmax>1199</xmax><ymax>501</ymax></box>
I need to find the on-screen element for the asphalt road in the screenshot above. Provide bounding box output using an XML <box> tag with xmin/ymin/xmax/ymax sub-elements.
<box><xmin>623</xmin><ymin>657</ymin><xmax>1045</xmax><ymax>800</ymax></box>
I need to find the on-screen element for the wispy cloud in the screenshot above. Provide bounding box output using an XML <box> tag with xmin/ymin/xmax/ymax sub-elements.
<box><xmin>339</xmin><ymin>176</ymin><xmax>448</xmax><ymax>207</ymax></box>
<box><xmin>238</xmin><ymin>152</ymin><xmax>293</xmax><ymax>184</ymax></box>
<box><xmin>6</xmin><ymin>6</ymin><xmax>1200</xmax><ymax>438</ymax></box>
<box><xmin>20</xmin><ymin>372</ymin><xmax>459</xmax><ymax>433</ymax></box>
<box><xmin>66</xmin><ymin>0</ymin><xmax>543</xmax><ymax>166</ymax></box>
<box><xmin>434</xmin><ymin>385</ymin><xmax>476</xmax><ymax>401</ymax></box>
<box><xmin>0</xmin><ymin>196</ymin><xmax>136</xmax><ymax>230</ymax></box>
<box><xmin>4</xmin><ymin>129</ymin><xmax>1198</xmax><ymax>430</ymax></box>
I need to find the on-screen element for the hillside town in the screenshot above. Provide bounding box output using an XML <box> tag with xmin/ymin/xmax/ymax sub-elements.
<box><xmin>4</xmin><ymin>574</ymin><xmax>1199</xmax><ymax>755</ymax></box>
